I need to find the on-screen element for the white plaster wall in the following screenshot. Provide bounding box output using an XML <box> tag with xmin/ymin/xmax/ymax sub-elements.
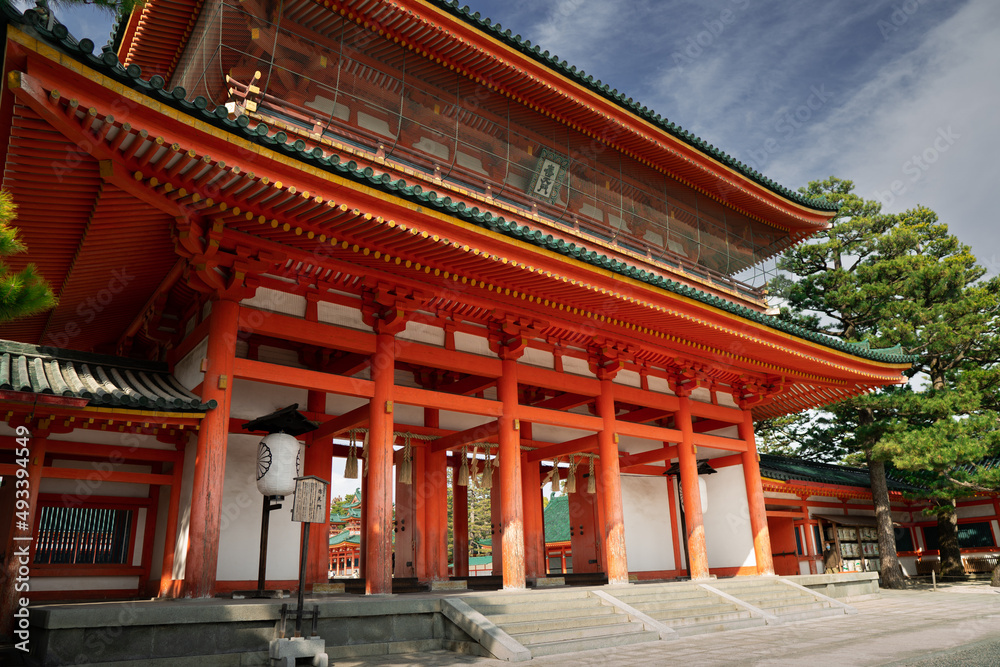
<box><xmin>242</xmin><ymin>287</ymin><xmax>307</xmax><ymax>317</ymax></box>
<box><xmin>957</xmin><ymin>503</ymin><xmax>996</xmax><ymax>519</ymax></box>
<box><xmin>992</xmin><ymin>520</ymin><xmax>1000</xmax><ymax>545</ymax></box>
<box><xmin>216</xmin><ymin>433</ymin><xmax>304</xmax><ymax>581</ymax></box>
<box><xmin>399</xmin><ymin>320</ymin><xmax>444</xmax><ymax>346</ymax></box>
<box><xmin>708</xmin><ymin>425</ymin><xmax>738</xmax><ymax>438</ymax></box>
<box><xmin>174</xmin><ymin>337</ymin><xmax>207</xmax><ymax>390</ymax></box>
<box><xmin>613</xmin><ymin>370</ymin><xmax>640</xmax><ymax>388</ymax></box>
<box><xmin>317</xmin><ymin>301</ymin><xmax>366</xmax><ymax>330</ymax></box>
<box><xmin>799</xmin><ymin>560</ymin><xmax>811</xmax><ymax>575</ymax></box>
<box><xmin>454</xmin><ymin>331</ymin><xmax>496</xmax><ymax>358</ymax></box>
<box><xmin>561</xmin><ymin>356</ymin><xmax>595</xmax><ymax>378</ymax></box>
<box><xmin>716</xmin><ymin>392</ymin><xmax>738</xmax><ymax>408</ymax></box>
<box><xmin>31</xmin><ymin>576</ymin><xmax>140</xmax><ymax>592</ymax></box>
<box><xmin>646</xmin><ymin>376</ymin><xmax>673</xmax><ymax>395</ymax></box>
<box><xmin>229</xmin><ymin>379</ymin><xmax>308</xmax><ymax>421</ymax></box>
<box><xmin>521</xmin><ymin>348</ymin><xmax>553</xmax><ymax>369</ymax></box>
<box><xmin>527</xmin><ymin>424</ymin><xmax>587</xmax><ymax>447</ymax></box>
<box><xmin>899</xmin><ymin>556</ymin><xmax>919</xmax><ymax>576</ymax></box>
<box><xmin>40</xmin><ymin>460</ymin><xmax>152</xmax><ymax>499</ymax></box>
<box><xmin>702</xmin><ymin>464</ymin><xmax>756</xmax><ymax>569</ymax></box>
<box><xmin>621</xmin><ymin>475</ymin><xmax>675</xmax><ymax>572</ymax></box>
<box><xmin>173</xmin><ymin>433</ymin><xmax>198</xmax><ymax>580</ymax></box>
<box><xmin>44</xmin><ymin>429</ymin><xmax>175</xmax><ymax>450</ymax></box>
<box><xmin>689</xmin><ymin>387</ymin><xmax>712</xmax><ymax>404</ymax></box>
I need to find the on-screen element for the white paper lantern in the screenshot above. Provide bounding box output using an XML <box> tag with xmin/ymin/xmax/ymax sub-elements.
<box><xmin>256</xmin><ymin>432</ymin><xmax>300</xmax><ymax>496</ymax></box>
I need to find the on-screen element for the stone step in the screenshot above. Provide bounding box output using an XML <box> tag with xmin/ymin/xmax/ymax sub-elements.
<box><xmin>658</xmin><ymin>609</ymin><xmax>753</xmax><ymax>627</ymax></box>
<box><xmin>628</xmin><ymin>598</ymin><xmax>735</xmax><ymax>615</ymax></box>
<box><xmin>611</xmin><ymin>588</ymin><xmax>711</xmax><ymax>604</ymax></box>
<box><xmin>485</xmin><ymin>605</ymin><xmax>618</xmax><ymax>625</ymax></box>
<box><xmin>766</xmin><ymin>600</ymin><xmax>833</xmax><ymax>615</ymax></box>
<box><xmin>527</xmin><ymin>628</ymin><xmax>662</xmax><ymax>657</ymax></box>
<box><xmin>509</xmin><ymin>620</ymin><xmax>650</xmax><ymax>646</ymax></box>
<box><xmin>710</xmin><ymin>581</ymin><xmax>795</xmax><ymax>594</ymax></box>
<box><xmin>497</xmin><ymin>612</ymin><xmax>632</xmax><ymax>636</ymax></box>
<box><xmin>730</xmin><ymin>590</ymin><xmax>818</xmax><ymax>605</ymax></box>
<box><xmin>463</xmin><ymin>589</ymin><xmax>593</xmax><ymax>606</ymax></box>
<box><xmin>672</xmin><ymin>616</ymin><xmax>767</xmax><ymax>637</ymax></box>
<box><xmin>467</xmin><ymin>598</ymin><xmax>607</xmax><ymax>616</ymax></box>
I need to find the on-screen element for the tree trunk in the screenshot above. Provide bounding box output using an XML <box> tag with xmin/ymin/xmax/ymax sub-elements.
<box><xmin>865</xmin><ymin>452</ymin><xmax>906</xmax><ymax>589</ymax></box>
<box><xmin>937</xmin><ymin>500</ymin><xmax>964</xmax><ymax>578</ymax></box>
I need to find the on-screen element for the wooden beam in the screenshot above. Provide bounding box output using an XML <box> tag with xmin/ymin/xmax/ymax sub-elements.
<box><xmin>517</xmin><ymin>364</ymin><xmax>600</xmax><ymax>396</ymax></box>
<box><xmin>393</xmin><ymin>385</ymin><xmax>504</xmax><ymax>417</ymax></box>
<box><xmin>526</xmin><ymin>434</ymin><xmax>598</xmax><ymax>462</ymax></box>
<box><xmin>692</xmin><ymin>418</ymin><xmax>736</xmax><ymax>434</ymax></box>
<box><xmin>310</xmin><ymin>406</ymin><xmax>370</xmax><ymax>441</ymax></box>
<box><xmin>530</xmin><ymin>392</ymin><xmax>592</xmax><ymax>411</ymax></box>
<box><xmin>711</xmin><ymin>453</ymin><xmax>744</xmax><ymax>469</ymax></box>
<box><xmin>435</xmin><ymin>374</ymin><xmax>496</xmax><ymax>396</ymax></box>
<box><xmin>617</xmin><ymin>407</ymin><xmax>672</xmax><ymax>424</ymax></box>
<box><xmin>232</xmin><ymin>358</ymin><xmax>374</xmax><ymax>398</ymax></box>
<box><xmin>430</xmin><ymin>420</ymin><xmax>499</xmax><ymax>452</ymax></box>
<box><xmin>692</xmin><ymin>432</ymin><xmax>747</xmax><ymax>453</ymax></box>
<box><xmin>619</xmin><ymin>445</ymin><xmax>678</xmax><ymax>468</ymax></box>
<box><xmin>41</xmin><ymin>468</ymin><xmax>174</xmax><ymax>485</ymax></box>
<box><xmin>518</xmin><ymin>405</ymin><xmax>602</xmax><ymax>432</ymax></box>
<box><xmin>619</xmin><ymin>464</ymin><xmax>669</xmax><ymax>475</ymax></box>
<box><xmin>616</xmin><ymin>420</ymin><xmax>682</xmax><ymax>443</ymax></box>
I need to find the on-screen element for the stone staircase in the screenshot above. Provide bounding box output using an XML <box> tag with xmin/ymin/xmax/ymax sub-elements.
<box><xmin>709</xmin><ymin>578</ymin><xmax>848</xmax><ymax>622</ymax></box>
<box><xmin>461</xmin><ymin>588</ymin><xmax>661</xmax><ymax>657</ymax></box>
<box><xmin>608</xmin><ymin>582</ymin><xmax>767</xmax><ymax>636</ymax></box>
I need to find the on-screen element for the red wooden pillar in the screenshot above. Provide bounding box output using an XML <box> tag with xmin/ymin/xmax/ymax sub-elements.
<box><xmin>425</xmin><ymin>408</ymin><xmax>448</xmax><ymax>581</ymax></box>
<box><xmin>739</xmin><ymin>409</ymin><xmax>775</xmax><ymax>575</ymax></box>
<box><xmin>490</xmin><ymin>464</ymin><xmax>503</xmax><ymax>576</ymax></box>
<box><xmin>677</xmin><ymin>396</ymin><xmax>710</xmax><ymax>580</ymax></box>
<box><xmin>366</xmin><ymin>332</ymin><xmax>395</xmax><ymax>594</ymax></box>
<box><xmin>521</xmin><ymin>453</ymin><xmax>544</xmax><ymax>579</ymax></box>
<box><xmin>498</xmin><ymin>356</ymin><xmax>526</xmax><ymax>589</ymax></box>
<box><xmin>394</xmin><ymin>450</ymin><xmax>416</xmax><ymax>578</ymax></box>
<box><xmin>304</xmin><ymin>390</ymin><xmax>332</xmax><ymax>588</ymax></box>
<box><xmin>414</xmin><ymin>443</ymin><xmax>428</xmax><ymax>581</ymax></box>
<box><xmin>1</xmin><ymin>433</ymin><xmax>46</xmax><ymax>637</ymax></box>
<box><xmin>184</xmin><ymin>297</ymin><xmax>239</xmax><ymax>597</ymax></box>
<box><xmin>159</xmin><ymin>448</ymin><xmax>184</xmax><ymax>597</ymax></box>
<box><xmin>453</xmin><ymin>461</ymin><xmax>469</xmax><ymax>578</ymax></box>
<box><xmin>596</xmin><ymin>378</ymin><xmax>629</xmax><ymax>584</ymax></box>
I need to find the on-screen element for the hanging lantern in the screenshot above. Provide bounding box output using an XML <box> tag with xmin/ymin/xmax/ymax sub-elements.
<box><xmin>256</xmin><ymin>432</ymin><xmax>301</xmax><ymax>496</ymax></box>
<box><xmin>242</xmin><ymin>404</ymin><xmax>318</xmax><ymax>498</ymax></box>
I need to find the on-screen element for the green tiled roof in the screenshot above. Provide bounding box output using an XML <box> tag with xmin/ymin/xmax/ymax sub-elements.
<box><xmin>544</xmin><ymin>494</ymin><xmax>570</xmax><ymax>543</ymax></box>
<box><xmin>329</xmin><ymin>531</ymin><xmax>361</xmax><ymax>546</ymax></box>
<box><xmin>759</xmin><ymin>454</ymin><xmax>923</xmax><ymax>493</ymax></box>
<box><xmin>0</xmin><ymin>339</ymin><xmax>215</xmax><ymax>412</ymax></box>
<box><xmin>8</xmin><ymin>7</ymin><xmax>914</xmax><ymax>369</ymax></box>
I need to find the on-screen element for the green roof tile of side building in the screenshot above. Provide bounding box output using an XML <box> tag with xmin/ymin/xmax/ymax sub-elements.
<box><xmin>759</xmin><ymin>454</ymin><xmax>924</xmax><ymax>493</ymax></box>
<box><xmin>7</xmin><ymin>8</ymin><xmax>913</xmax><ymax>369</ymax></box>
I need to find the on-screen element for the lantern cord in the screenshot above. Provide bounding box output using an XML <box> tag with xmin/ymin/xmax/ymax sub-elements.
<box><xmin>344</xmin><ymin>429</ymin><xmax>359</xmax><ymax>479</ymax></box>
<box><xmin>457</xmin><ymin>446</ymin><xmax>469</xmax><ymax>487</ymax></box>
<box><xmin>565</xmin><ymin>455</ymin><xmax>577</xmax><ymax>493</ymax></box>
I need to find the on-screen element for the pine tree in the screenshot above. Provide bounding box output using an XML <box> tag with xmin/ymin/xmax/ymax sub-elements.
<box><xmin>0</xmin><ymin>190</ymin><xmax>57</xmax><ymax>321</ymax></box>
<box><xmin>771</xmin><ymin>177</ymin><xmax>908</xmax><ymax>588</ymax></box>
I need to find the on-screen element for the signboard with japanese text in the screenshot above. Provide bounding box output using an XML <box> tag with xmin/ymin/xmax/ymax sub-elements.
<box><xmin>527</xmin><ymin>148</ymin><xmax>570</xmax><ymax>203</ymax></box>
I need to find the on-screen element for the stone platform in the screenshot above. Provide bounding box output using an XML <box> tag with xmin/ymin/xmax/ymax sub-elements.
<box><xmin>23</xmin><ymin>573</ymin><xmax>878</xmax><ymax>666</ymax></box>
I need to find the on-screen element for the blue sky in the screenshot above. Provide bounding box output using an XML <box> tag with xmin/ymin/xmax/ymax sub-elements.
<box><xmin>47</xmin><ymin>0</ymin><xmax>999</xmax><ymax>270</ymax></box>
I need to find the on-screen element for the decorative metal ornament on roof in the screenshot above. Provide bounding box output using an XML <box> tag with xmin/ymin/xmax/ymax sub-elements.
<box><xmin>527</xmin><ymin>147</ymin><xmax>569</xmax><ymax>203</ymax></box>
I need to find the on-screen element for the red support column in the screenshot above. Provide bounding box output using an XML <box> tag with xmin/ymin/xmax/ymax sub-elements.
<box><xmin>159</xmin><ymin>454</ymin><xmax>184</xmax><ymax>597</ymax></box>
<box><xmin>1</xmin><ymin>433</ymin><xmax>46</xmax><ymax>638</ymax></box>
<box><xmin>739</xmin><ymin>409</ymin><xmax>775</xmax><ymax>576</ymax></box>
<box><xmin>596</xmin><ymin>378</ymin><xmax>629</xmax><ymax>585</ymax></box>
<box><xmin>521</xmin><ymin>453</ymin><xmax>544</xmax><ymax>579</ymax></box>
<box><xmin>414</xmin><ymin>444</ymin><xmax>428</xmax><ymax>581</ymax></box>
<box><xmin>677</xmin><ymin>396</ymin><xmax>710</xmax><ymax>580</ymax></box>
<box><xmin>425</xmin><ymin>408</ymin><xmax>448</xmax><ymax>581</ymax></box>
<box><xmin>366</xmin><ymin>332</ymin><xmax>395</xmax><ymax>594</ymax></box>
<box><xmin>453</xmin><ymin>461</ymin><xmax>469</xmax><ymax>578</ymax></box>
<box><xmin>498</xmin><ymin>356</ymin><xmax>526</xmax><ymax>589</ymax></box>
<box><xmin>304</xmin><ymin>390</ymin><xmax>332</xmax><ymax>589</ymax></box>
<box><xmin>184</xmin><ymin>297</ymin><xmax>239</xmax><ymax>598</ymax></box>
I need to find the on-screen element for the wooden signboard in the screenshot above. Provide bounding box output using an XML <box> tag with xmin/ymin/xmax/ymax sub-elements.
<box><xmin>292</xmin><ymin>475</ymin><xmax>329</xmax><ymax>523</ymax></box>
